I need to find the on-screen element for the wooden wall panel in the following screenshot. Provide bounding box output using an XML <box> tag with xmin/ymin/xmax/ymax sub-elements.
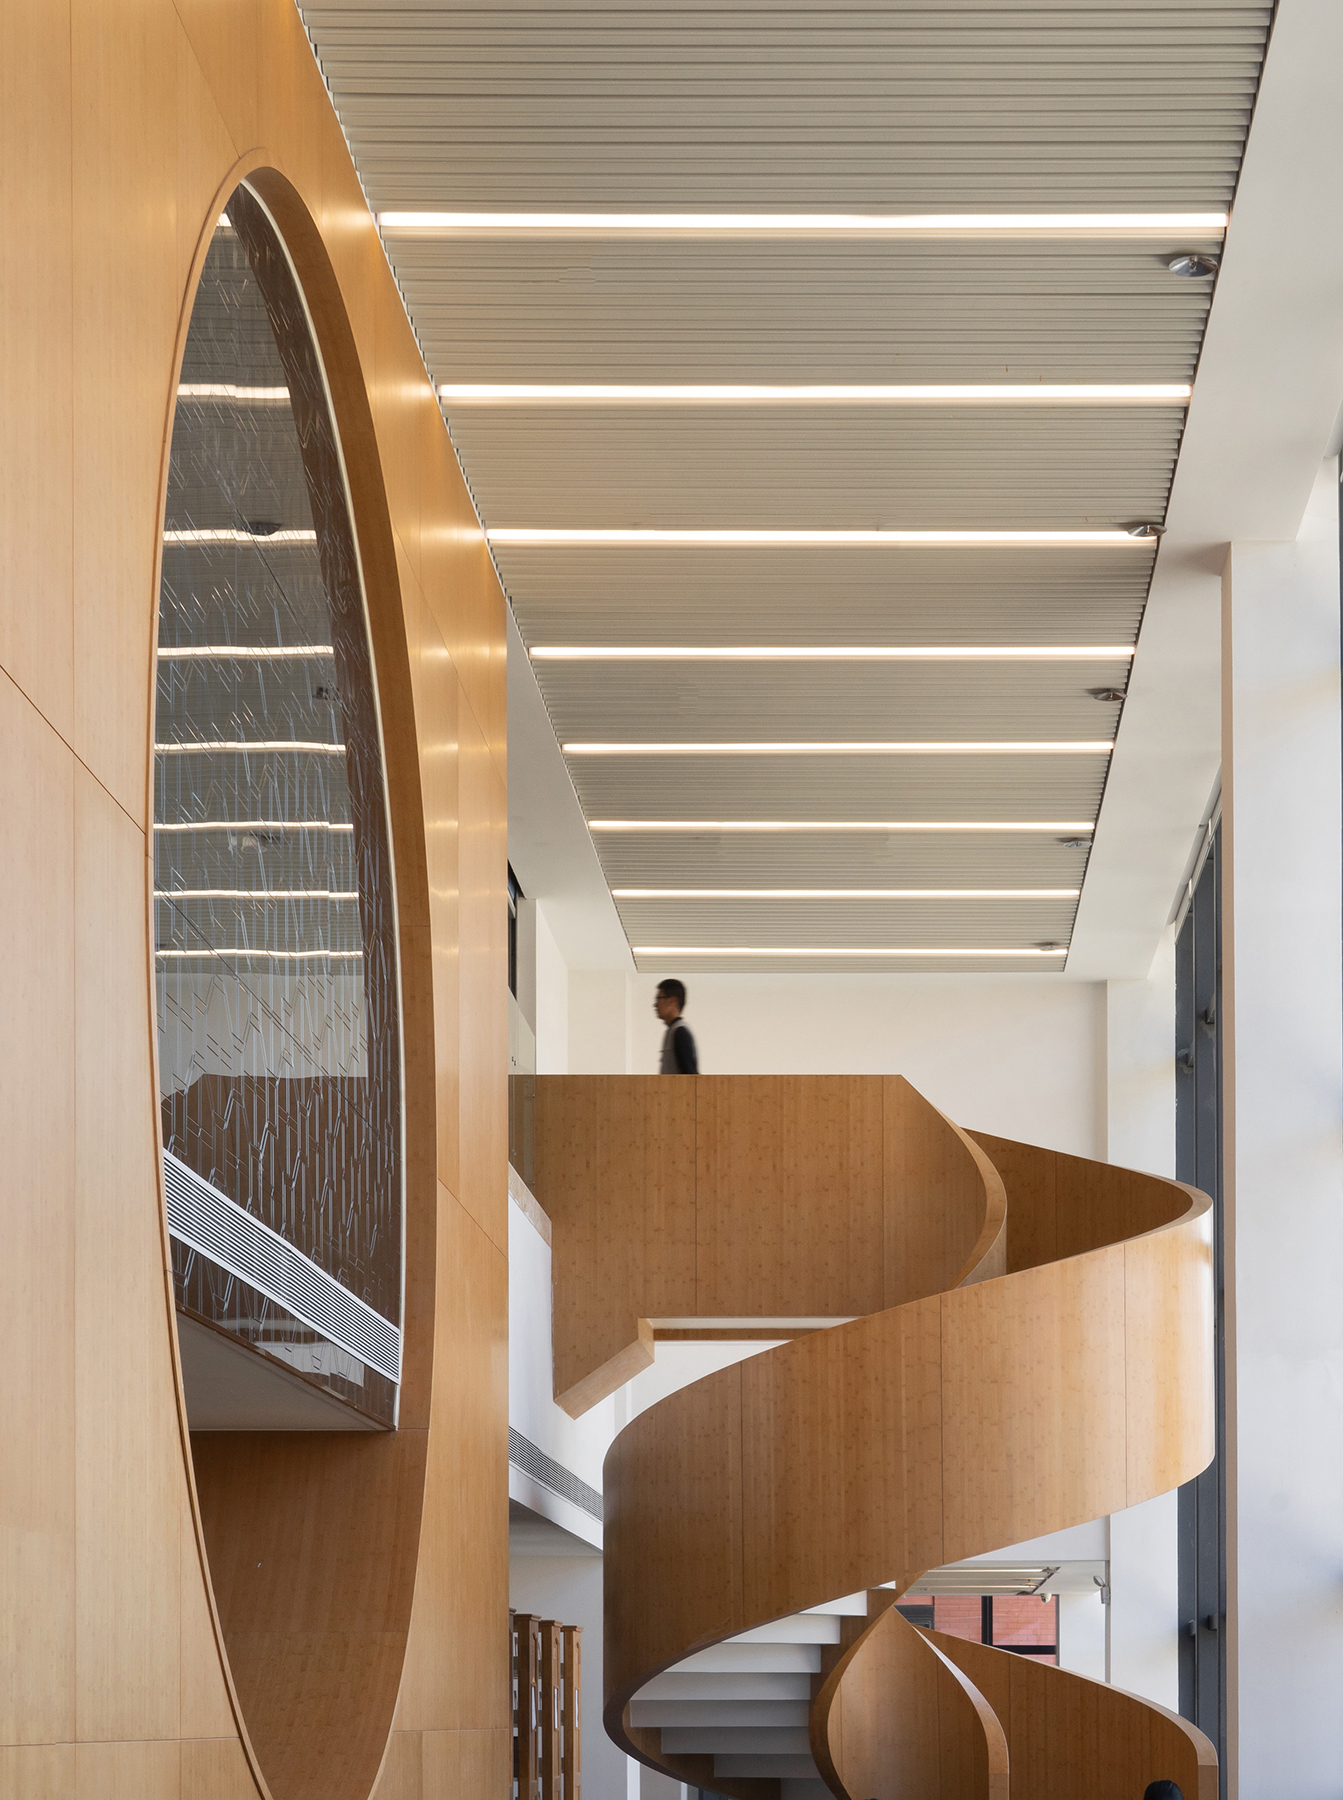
<box><xmin>0</xmin><ymin>678</ymin><xmax>76</xmax><ymax>1747</ymax></box>
<box><xmin>71</xmin><ymin>0</ymin><xmax>179</xmax><ymax>829</ymax></box>
<box><xmin>884</xmin><ymin>1077</ymin><xmax>1006</xmax><ymax>1306</ymax></box>
<box><xmin>929</xmin><ymin>1631</ymin><xmax>1218</xmax><ymax>1800</ymax></box>
<box><xmin>939</xmin><ymin>1251</ymin><xmax>1128</xmax><ymax>1562</ymax></box>
<box><xmin>393</xmin><ymin>1190</ymin><xmax>509</xmax><ymax>1736</ymax></box>
<box><xmin>813</xmin><ymin>1605</ymin><xmax>1008</xmax><ymax>1800</ymax></box>
<box><xmin>739</xmin><ymin>1300</ymin><xmax>944</xmax><ymax>1617</ymax></box>
<box><xmin>1</xmin><ymin>0</ymin><xmax>510</xmax><ymax>1793</ymax></box>
<box><xmin>418</xmin><ymin>616</ymin><xmax>463</xmax><ymax>1205</ymax></box>
<box><xmin>179</xmin><ymin>1741</ymin><xmax>262</xmax><ymax>1800</ymax></box>
<box><xmin>603</xmin><ymin>1363</ymin><xmax>746</xmax><ymax>1703</ymax></box>
<box><xmin>1125</xmin><ymin>1212</ymin><xmax>1217</xmax><ymax>1503</ymax></box>
<box><xmin>457</xmin><ymin>698</ymin><xmax>509</xmax><ymax>1255</ymax></box>
<box><xmin>74</xmin><ymin>1740</ymin><xmax>179</xmax><ymax>1800</ymax></box>
<box><xmin>533</xmin><ymin>1073</ymin><xmax>1000</xmax><ymax>1413</ymax></box>
<box><xmin>0</xmin><ymin>1746</ymin><xmax>77</xmax><ymax>1800</ymax></box>
<box><xmin>420</xmin><ymin>1727</ymin><xmax>511</xmax><ymax>1798</ymax></box>
<box><xmin>177</xmin><ymin>1497</ymin><xmax>237</xmax><ymax>1743</ymax></box>
<box><xmin>370</xmin><ymin>1732</ymin><xmax>423</xmax><ymax>1800</ymax></box>
<box><xmin>535</xmin><ymin>1077</ymin><xmax>696</xmax><ymax>1413</ymax></box>
<box><xmin>0</xmin><ymin>0</ymin><xmax>74</xmax><ymax>742</ymax></box>
<box><xmin>73</xmin><ymin>770</ymin><xmax>182</xmax><ymax>1742</ymax></box>
<box><xmin>696</xmin><ymin>1076</ymin><xmax>885</xmax><ymax>1318</ymax></box>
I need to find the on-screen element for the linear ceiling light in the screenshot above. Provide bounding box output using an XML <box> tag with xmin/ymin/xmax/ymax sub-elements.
<box><xmin>613</xmin><ymin>888</ymin><xmax>1081</xmax><ymax>898</ymax></box>
<box><xmin>440</xmin><ymin>382</ymin><xmax>1190</xmax><ymax>405</ymax></box>
<box><xmin>155</xmin><ymin>947</ymin><xmax>363</xmax><ymax>960</ymax></box>
<box><xmin>382</xmin><ymin>210</ymin><xmax>1226</xmax><ymax>237</ymax></box>
<box><xmin>531</xmin><ymin>644</ymin><xmax>1135</xmax><ymax>661</ymax></box>
<box><xmin>489</xmin><ymin>528</ymin><xmax>1145</xmax><ymax>547</ymax></box>
<box><xmin>154</xmin><ymin>741</ymin><xmax>345</xmax><ymax>755</ymax></box>
<box><xmin>631</xmin><ymin>945</ymin><xmax>1067</xmax><ymax>958</ymax></box>
<box><xmin>152</xmin><ymin>820</ymin><xmax>354</xmax><ymax>833</ymax></box>
<box><xmin>157</xmin><ymin>645</ymin><xmax>334</xmax><ymax>660</ymax></box>
<box><xmin>177</xmin><ymin>383</ymin><xmax>290</xmax><ymax>403</ymax></box>
<box><xmin>563</xmin><ymin>739</ymin><xmax>1112</xmax><ymax>755</ymax></box>
<box><xmin>155</xmin><ymin>889</ymin><xmax>359</xmax><ymax>900</ymax></box>
<box><xmin>589</xmin><ymin>820</ymin><xmax>1094</xmax><ymax>833</ymax></box>
<box><xmin>163</xmin><ymin>528</ymin><xmax>316</xmax><ymax>545</ymax></box>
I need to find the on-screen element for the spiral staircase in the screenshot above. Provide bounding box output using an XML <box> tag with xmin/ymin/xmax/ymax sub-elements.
<box><xmin>534</xmin><ymin>1074</ymin><xmax>1218</xmax><ymax>1800</ymax></box>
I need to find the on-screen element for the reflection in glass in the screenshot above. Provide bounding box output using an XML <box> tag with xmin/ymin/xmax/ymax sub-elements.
<box><xmin>155</xmin><ymin>184</ymin><xmax>402</xmax><ymax>1426</ymax></box>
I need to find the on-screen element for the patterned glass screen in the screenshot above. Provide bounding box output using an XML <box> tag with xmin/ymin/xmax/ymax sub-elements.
<box><xmin>155</xmin><ymin>184</ymin><xmax>402</xmax><ymax>1426</ymax></box>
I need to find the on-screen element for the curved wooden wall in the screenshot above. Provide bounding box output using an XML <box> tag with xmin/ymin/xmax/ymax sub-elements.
<box><xmin>923</xmin><ymin>1629</ymin><xmax>1218</xmax><ymax>1800</ymax></box>
<box><xmin>812</xmin><ymin>1602</ymin><xmax>1009</xmax><ymax>1800</ymax></box>
<box><xmin>2</xmin><ymin>6</ymin><xmax>508</xmax><ymax>1798</ymax></box>
<box><xmin>534</xmin><ymin>1076</ymin><xmax>1215</xmax><ymax>1798</ymax></box>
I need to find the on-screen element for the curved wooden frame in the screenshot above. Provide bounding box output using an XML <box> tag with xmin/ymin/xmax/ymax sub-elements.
<box><xmin>147</xmin><ymin>159</ymin><xmax>438</xmax><ymax>1800</ymax></box>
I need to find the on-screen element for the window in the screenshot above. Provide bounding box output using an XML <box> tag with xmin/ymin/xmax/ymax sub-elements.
<box><xmin>155</xmin><ymin>183</ymin><xmax>403</xmax><ymax>1426</ymax></box>
<box><xmin>1175</xmin><ymin>821</ymin><xmax>1225</xmax><ymax>1787</ymax></box>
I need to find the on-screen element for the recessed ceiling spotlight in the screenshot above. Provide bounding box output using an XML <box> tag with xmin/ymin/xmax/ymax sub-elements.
<box><xmin>1123</xmin><ymin>521</ymin><xmax>1167</xmax><ymax>539</ymax></box>
<box><xmin>1087</xmin><ymin>687</ymin><xmax>1128</xmax><ymax>703</ymax></box>
<box><xmin>1057</xmin><ymin>837</ymin><xmax>1090</xmax><ymax>850</ymax></box>
<box><xmin>1167</xmin><ymin>253</ymin><xmax>1220</xmax><ymax>278</ymax></box>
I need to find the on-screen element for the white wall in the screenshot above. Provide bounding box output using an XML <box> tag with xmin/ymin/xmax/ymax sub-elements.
<box><xmin>535</xmin><ymin>900</ymin><xmax>570</xmax><ymax>1073</ymax></box>
<box><xmin>571</xmin><ymin>970</ymin><xmax>1106</xmax><ymax>1157</ymax></box>
<box><xmin>509</xmin><ymin>1193</ymin><xmax>616</xmax><ymax>1533</ymax></box>
<box><xmin>1222</xmin><ymin>462</ymin><xmax>1343</xmax><ymax>1800</ymax></box>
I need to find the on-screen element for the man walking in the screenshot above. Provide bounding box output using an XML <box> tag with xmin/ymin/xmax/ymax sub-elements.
<box><xmin>655</xmin><ymin>979</ymin><xmax>698</xmax><ymax>1073</ymax></box>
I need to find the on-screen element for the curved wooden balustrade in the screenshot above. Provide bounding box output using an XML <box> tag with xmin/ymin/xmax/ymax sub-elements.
<box><xmin>533</xmin><ymin>1075</ymin><xmax>1216</xmax><ymax>1798</ymax></box>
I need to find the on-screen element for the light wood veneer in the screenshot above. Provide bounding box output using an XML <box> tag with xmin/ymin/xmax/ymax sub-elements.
<box><xmin>535</xmin><ymin>1077</ymin><xmax>1215</xmax><ymax>1797</ymax></box>
<box><xmin>0</xmin><ymin>3</ymin><xmax>509</xmax><ymax>1795</ymax></box>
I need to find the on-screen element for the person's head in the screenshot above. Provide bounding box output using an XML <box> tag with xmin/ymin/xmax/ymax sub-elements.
<box><xmin>655</xmin><ymin>978</ymin><xmax>686</xmax><ymax>1023</ymax></box>
<box><xmin>1143</xmin><ymin>1783</ymin><xmax>1184</xmax><ymax>1800</ymax></box>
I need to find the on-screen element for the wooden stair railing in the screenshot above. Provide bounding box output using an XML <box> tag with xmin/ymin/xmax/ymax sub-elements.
<box><xmin>534</xmin><ymin>1075</ymin><xmax>1216</xmax><ymax>1799</ymax></box>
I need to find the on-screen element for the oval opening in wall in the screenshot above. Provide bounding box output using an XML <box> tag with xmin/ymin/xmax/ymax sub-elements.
<box><xmin>153</xmin><ymin>177</ymin><xmax>432</xmax><ymax>1800</ymax></box>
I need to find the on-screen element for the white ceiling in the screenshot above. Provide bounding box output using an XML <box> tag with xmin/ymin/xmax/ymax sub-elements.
<box><xmin>300</xmin><ymin>1</ymin><xmax>1283</xmax><ymax>975</ymax></box>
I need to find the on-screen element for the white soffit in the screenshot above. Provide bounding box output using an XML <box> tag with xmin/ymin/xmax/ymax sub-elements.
<box><xmin>300</xmin><ymin>1</ymin><xmax>1279</xmax><ymax>974</ymax></box>
<box><xmin>1068</xmin><ymin>0</ymin><xmax>1343</xmax><ymax>977</ymax></box>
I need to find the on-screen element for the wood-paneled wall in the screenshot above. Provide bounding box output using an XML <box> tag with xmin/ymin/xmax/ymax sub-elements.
<box><xmin>927</xmin><ymin>1629</ymin><xmax>1218</xmax><ymax>1800</ymax></box>
<box><xmin>534</xmin><ymin>1074</ymin><xmax>1004</xmax><ymax>1413</ymax></box>
<box><xmin>1</xmin><ymin>5</ymin><xmax>508</xmax><ymax>1797</ymax></box>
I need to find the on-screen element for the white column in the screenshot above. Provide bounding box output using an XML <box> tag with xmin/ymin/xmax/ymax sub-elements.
<box><xmin>1101</xmin><ymin>932</ymin><xmax>1180</xmax><ymax>1708</ymax></box>
<box><xmin>1222</xmin><ymin>461</ymin><xmax>1343</xmax><ymax>1800</ymax></box>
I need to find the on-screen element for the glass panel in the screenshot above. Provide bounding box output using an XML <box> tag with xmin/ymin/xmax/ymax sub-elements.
<box><xmin>155</xmin><ymin>183</ymin><xmax>402</xmax><ymax>1426</ymax></box>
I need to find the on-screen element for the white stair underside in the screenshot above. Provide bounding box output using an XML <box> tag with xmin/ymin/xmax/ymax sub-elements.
<box><xmin>630</xmin><ymin>1700</ymin><xmax>810</xmax><ymax>1728</ymax></box>
<box><xmin>632</xmin><ymin>1594</ymin><xmax>869</xmax><ymax>1793</ymax></box>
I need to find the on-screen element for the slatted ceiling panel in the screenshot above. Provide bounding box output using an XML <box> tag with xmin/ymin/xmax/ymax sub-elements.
<box><xmin>303</xmin><ymin>6</ymin><xmax>1267</xmax><ymax>210</ymax></box>
<box><xmin>298</xmin><ymin>1</ymin><xmax>1271</xmax><ymax>969</ymax></box>
<box><xmin>396</xmin><ymin>241</ymin><xmax>1217</xmax><ymax>383</ymax></box>
<box><xmin>503</xmin><ymin>547</ymin><xmax>1152</xmax><ymax>644</ymax></box>
<box><xmin>616</xmin><ymin>896</ymin><xmax>1081</xmax><ymax>941</ymax></box>
<box><xmin>630</xmin><ymin>954</ymin><xmax>1066</xmax><ymax>973</ymax></box>
<box><xmin>569</xmin><ymin>757</ymin><xmax>1107</xmax><ymax>821</ymax></box>
<box><xmin>533</xmin><ymin>664</ymin><xmax>1129</xmax><ymax>741</ymax></box>
<box><xmin>443</xmin><ymin>405</ymin><xmax>1185</xmax><ymax>531</ymax></box>
<box><xmin>593</xmin><ymin>832</ymin><xmax>1091</xmax><ymax>887</ymax></box>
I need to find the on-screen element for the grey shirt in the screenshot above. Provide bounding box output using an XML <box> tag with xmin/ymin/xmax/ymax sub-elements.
<box><xmin>659</xmin><ymin>1017</ymin><xmax>698</xmax><ymax>1074</ymax></box>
